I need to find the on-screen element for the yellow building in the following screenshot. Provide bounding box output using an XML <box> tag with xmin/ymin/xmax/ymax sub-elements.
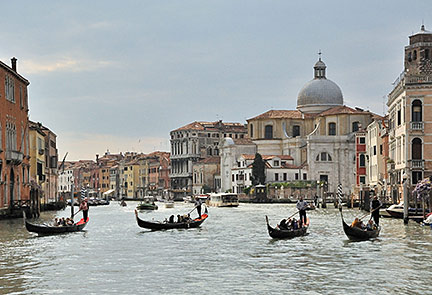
<box><xmin>29</xmin><ymin>121</ymin><xmax>46</xmax><ymax>202</ymax></box>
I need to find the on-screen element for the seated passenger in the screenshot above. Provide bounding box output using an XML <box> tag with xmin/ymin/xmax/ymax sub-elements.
<box><xmin>366</xmin><ymin>219</ymin><xmax>374</xmax><ymax>231</ymax></box>
<box><xmin>169</xmin><ymin>215</ymin><xmax>175</xmax><ymax>223</ymax></box>
<box><xmin>292</xmin><ymin>218</ymin><xmax>298</xmax><ymax>230</ymax></box>
<box><xmin>351</xmin><ymin>218</ymin><xmax>364</xmax><ymax>229</ymax></box>
<box><xmin>66</xmin><ymin>218</ymin><xmax>74</xmax><ymax>226</ymax></box>
<box><xmin>53</xmin><ymin>217</ymin><xmax>59</xmax><ymax>226</ymax></box>
<box><xmin>177</xmin><ymin>214</ymin><xmax>182</xmax><ymax>223</ymax></box>
<box><xmin>279</xmin><ymin>219</ymin><xmax>287</xmax><ymax>230</ymax></box>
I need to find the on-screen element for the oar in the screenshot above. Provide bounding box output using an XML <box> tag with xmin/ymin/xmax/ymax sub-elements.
<box><xmin>359</xmin><ymin>205</ymin><xmax>382</xmax><ymax>221</ymax></box>
<box><xmin>71</xmin><ymin>209</ymin><xmax>82</xmax><ymax>218</ymax></box>
<box><xmin>286</xmin><ymin>210</ymin><xmax>300</xmax><ymax>220</ymax></box>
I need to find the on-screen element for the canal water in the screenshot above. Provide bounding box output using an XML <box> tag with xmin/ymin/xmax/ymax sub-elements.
<box><xmin>1</xmin><ymin>202</ymin><xmax>431</xmax><ymax>295</ymax></box>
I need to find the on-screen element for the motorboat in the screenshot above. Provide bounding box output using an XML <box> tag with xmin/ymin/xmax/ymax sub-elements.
<box><xmin>207</xmin><ymin>193</ymin><xmax>239</xmax><ymax>207</ymax></box>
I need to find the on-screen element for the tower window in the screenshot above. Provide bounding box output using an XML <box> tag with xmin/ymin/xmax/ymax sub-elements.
<box><xmin>264</xmin><ymin>125</ymin><xmax>273</xmax><ymax>139</ymax></box>
<box><xmin>425</xmin><ymin>49</ymin><xmax>430</xmax><ymax>60</ymax></box>
<box><xmin>293</xmin><ymin>125</ymin><xmax>300</xmax><ymax>137</ymax></box>
<box><xmin>413</xmin><ymin>50</ymin><xmax>417</xmax><ymax>60</ymax></box>
<box><xmin>408</xmin><ymin>52</ymin><xmax>412</xmax><ymax>62</ymax></box>
<box><xmin>328</xmin><ymin>122</ymin><xmax>336</xmax><ymax>136</ymax></box>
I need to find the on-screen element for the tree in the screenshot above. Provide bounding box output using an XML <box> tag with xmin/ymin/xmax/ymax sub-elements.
<box><xmin>251</xmin><ymin>153</ymin><xmax>266</xmax><ymax>185</ymax></box>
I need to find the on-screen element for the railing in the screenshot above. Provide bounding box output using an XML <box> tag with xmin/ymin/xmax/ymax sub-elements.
<box><xmin>411</xmin><ymin>160</ymin><xmax>424</xmax><ymax>169</ymax></box>
<box><xmin>6</xmin><ymin>150</ymin><xmax>24</xmax><ymax>164</ymax></box>
<box><xmin>405</xmin><ymin>75</ymin><xmax>432</xmax><ymax>84</ymax></box>
<box><xmin>411</xmin><ymin>121</ymin><xmax>424</xmax><ymax>131</ymax></box>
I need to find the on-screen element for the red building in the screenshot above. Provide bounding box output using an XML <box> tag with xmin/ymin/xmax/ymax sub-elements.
<box><xmin>0</xmin><ymin>58</ymin><xmax>31</xmax><ymax>216</ymax></box>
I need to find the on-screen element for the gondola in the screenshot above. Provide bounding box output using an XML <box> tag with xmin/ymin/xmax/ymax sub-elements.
<box><xmin>24</xmin><ymin>214</ymin><xmax>89</xmax><ymax>235</ymax></box>
<box><xmin>340</xmin><ymin>207</ymin><xmax>380</xmax><ymax>241</ymax></box>
<box><xmin>135</xmin><ymin>208</ymin><xmax>208</xmax><ymax>230</ymax></box>
<box><xmin>265</xmin><ymin>216</ymin><xmax>309</xmax><ymax>239</ymax></box>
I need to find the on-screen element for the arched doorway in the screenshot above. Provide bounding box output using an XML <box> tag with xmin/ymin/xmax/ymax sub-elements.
<box><xmin>9</xmin><ymin>168</ymin><xmax>14</xmax><ymax>205</ymax></box>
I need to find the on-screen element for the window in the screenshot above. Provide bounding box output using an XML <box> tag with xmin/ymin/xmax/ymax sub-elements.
<box><xmin>320</xmin><ymin>152</ymin><xmax>327</xmax><ymax>161</ymax></box>
<box><xmin>426</xmin><ymin>49</ymin><xmax>430</xmax><ymax>60</ymax></box>
<box><xmin>283</xmin><ymin>173</ymin><xmax>287</xmax><ymax>181</ymax></box>
<box><xmin>293</xmin><ymin>125</ymin><xmax>300</xmax><ymax>137</ymax></box>
<box><xmin>359</xmin><ymin>154</ymin><xmax>366</xmax><ymax>167</ymax></box>
<box><xmin>373</xmin><ymin>146</ymin><xmax>377</xmax><ymax>155</ymax></box>
<box><xmin>303</xmin><ymin>173</ymin><xmax>307</xmax><ymax>180</ymax></box>
<box><xmin>412</xmin><ymin>171</ymin><xmax>422</xmax><ymax>185</ymax></box>
<box><xmin>413</xmin><ymin>50</ymin><xmax>417</xmax><ymax>60</ymax></box>
<box><xmin>316</xmin><ymin>152</ymin><xmax>332</xmax><ymax>161</ymax></box>
<box><xmin>328</xmin><ymin>123</ymin><xmax>336</xmax><ymax>135</ymax></box>
<box><xmin>412</xmin><ymin>100</ymin><xmax>422</xmax><ymax>122</ymax></box>
<box><xmin>397</xmin><ymin>109</ymin><xmax>401</xmax><ymax>126</ymax></box>
<box><xmin>275</xmin><ymin>173</ymin><xmax>279</xmax><ymax>181</ymax></box>
<box><xmin>250</xmin><ymin>124</ymin><xmax>253</xmax><ymax>138</ymax></box>
<box><xmin>295</xmin><ymin>173</ymin><xmax>299</xmax><ymax>180</ymax></box>
<box><xmin>359</xmin><ymin>137</ymin><xmax>365</xmax><ymax>144</ymax></box>
<box><xmin>264</xmin><ymin>125</ymin><xmax>273</xmax><ymax>139</ymax></box>
<box><xmin>359</xmin><ymin>176</ymin><xmax>366</xmax><ymax>184</ymax></box>
<box><xmin>352</xmin><ymin>121</ymin><xmax>360</xmax><ymax>132</ymax></box>
<box><xmin>412</xmin><ymin>138</ymin><xmax>422</xmax><ymax>160</ymax></box>
<box><xmin>380</xmin><ymin>144</ymin><xmax>383</xmax><ymax>155</ymax></box>
<box><xmin>273</xmin><ymin>160</ymin><xmax>279</xmax><ymax>166</ymax></box>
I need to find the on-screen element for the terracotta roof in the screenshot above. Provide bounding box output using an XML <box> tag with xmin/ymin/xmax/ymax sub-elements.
<box><xmin>172</xmin><ymin>121</ymin><xmax>246</xmax><ymax>132</ymax></box>
<box><xmin>247</xmin><ymin>110</ymin><xmax>304</xmax><ymax>121</ymax></box>
<box><xmin>232</xmin><ymin>138</ymin><xmax>254</xmax><ymax>145</ymax></box>
<box><xmin>317</xmin><ymin>105</ymin><xmax>374</xmax><ymax>117</ymax></box>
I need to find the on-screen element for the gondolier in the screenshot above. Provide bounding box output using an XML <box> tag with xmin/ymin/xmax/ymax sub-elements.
<box><xmin>296</xmin><ymin>196</ymin><xmax>308</xmax><ymax>226</ymax></box>
<box><xmin>195</xmin><ymin>197</ymin><xmax>202</xmax><ymax>219</ymax></box>
<box><xmin>370</xmin><ymin>196</ymin><xmax>381</xmax><ymax>225</ymax></box>
<box><xmin>79</xmin><ymin>199</ymin><xmax>89</xmax><ymax>222</ymax></box>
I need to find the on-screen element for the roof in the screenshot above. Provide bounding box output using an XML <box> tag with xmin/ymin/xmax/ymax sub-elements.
<box><xmin>0</xmin><ymin>59</ymin><xmax>30</xmax><ymax>85</ymax></box>
<box><xmin>172</xmin><ymin>120</ymin><xmax>246</xmax><ymax>132</ymax></box>
<box><xmin>247</xmin><ymin>110</ymin><xmax>305</xmax><ymax>121</ymax></box>
<box><xmin>232</xmin><ymin>138</ymin><xmax>254</xmax><ymax>145</ymax></box>
<box><xmin>317</xmin><ymin>105</ymin><xmax>374</xmax><ymax>117</ymax></box>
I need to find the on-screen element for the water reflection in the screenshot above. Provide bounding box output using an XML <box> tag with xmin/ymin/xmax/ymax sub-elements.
<box><xmin>0</xmin><ymin>203</ymin><xmax>431</xmax><ymax>294</ymax></box>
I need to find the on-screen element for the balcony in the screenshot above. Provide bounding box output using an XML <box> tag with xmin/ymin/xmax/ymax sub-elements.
<box><xmin>410</xmin><ymin>160</ymin><xmax>424</xmax><ymax>169</ymax></box>
<box><xmin>410</xmin><ymin>122</ymin><xmax>424</xmax><ymax>131</ymax></box>
<box><xmin>6</xmin><ymin>150</ymin><xmax>24</xmax><ymax>165</ymax></box>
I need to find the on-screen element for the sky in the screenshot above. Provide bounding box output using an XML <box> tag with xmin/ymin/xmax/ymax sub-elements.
<box><xmin>1</xmin><ymin>1</ymin><xmax>431</xmax><ymax>160</ymax></box>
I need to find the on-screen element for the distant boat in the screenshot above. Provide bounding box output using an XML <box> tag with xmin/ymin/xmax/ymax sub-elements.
<box><xmin>165</xmin><ymin>201</ymin><xmax>174</xmax><ymax>208</ymax></box>
<box><xmin>207</xmin><ymin>193</ymin><xmax>239</xmax><ymax>207</ymax></box>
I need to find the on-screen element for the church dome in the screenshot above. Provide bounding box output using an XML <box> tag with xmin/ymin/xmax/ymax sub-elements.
<box><xmin>297</xmin><ymin>58</ymin><xmax>343</xmax><ymax>113</ymax></box>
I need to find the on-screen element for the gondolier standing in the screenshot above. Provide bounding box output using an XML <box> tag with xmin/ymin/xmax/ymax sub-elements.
<box><xmin>296</xmin><ymin>196</ymin><xmax>308</xmax><ymax>226</ymax></box>
<box><xmin>195</xmin><ymin>197</ymin><xmax>202</xmax><ymax>219</ymax></box>
<box><xmin>370</xmin><ymin>196</ymin><xmax>381</xmax><ymax>225</ymax></box>
<box><xmin>79</xmin><ymin>199</ymin><xmax>89</xmax><ymax>222</ymax></box>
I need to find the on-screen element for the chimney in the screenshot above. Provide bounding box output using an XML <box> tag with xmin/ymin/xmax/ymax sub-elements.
<box><xmin>11</xmin><ymin>57</ymin><xmax>17</xmax><ymax>72</ymax></box>
<box><xmin>96</xmin><ymin>154</ymin><xmax>99</xmax><ymax>163</ymax></box>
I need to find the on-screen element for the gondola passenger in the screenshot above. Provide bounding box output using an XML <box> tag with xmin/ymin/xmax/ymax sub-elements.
<box><xmin>169</xmin><ymin>215</ymin><xmax>175</xmax><ymax>223</ymax></box>
<box><xmin>279</xmin><ymin>219</ymin><xmax>287</xmax><ymax>230</ymax></box>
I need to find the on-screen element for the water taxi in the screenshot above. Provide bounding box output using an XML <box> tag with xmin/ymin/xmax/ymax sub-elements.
<box><xmin>207</xmin><ymin>193</ymin><xmax>239</xmax><ymax>207</ymax></box>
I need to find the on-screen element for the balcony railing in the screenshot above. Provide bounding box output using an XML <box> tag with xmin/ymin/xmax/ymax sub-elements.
<box><xmin>411</xmin><ymin>121</ymin><xmax>424</xmax><ymax>131</ymax></box>
<box><xmin>411</xmin><ymin>160</ymin><xmax>424</xmax><ymax>169</ymax></box>
<box><xmin>6</xmin><ymin>150</ymin><xmax>24</xmax><ymax>164</ymax></box>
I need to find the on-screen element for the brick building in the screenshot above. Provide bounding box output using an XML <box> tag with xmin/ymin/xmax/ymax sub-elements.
<box><xmin>0</xmin><ymin>58</ymin><xmax>31</xmax><ymax>216</ymax></box>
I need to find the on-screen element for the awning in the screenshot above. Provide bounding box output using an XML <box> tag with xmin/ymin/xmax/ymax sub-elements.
<box><xmin>103</xmin><ymin>189</ymin><xmax>115</xmax><ymax>196</ymax></box>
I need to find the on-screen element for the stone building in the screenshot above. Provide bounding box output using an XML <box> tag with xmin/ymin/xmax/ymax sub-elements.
<box><xmin>192</xmin><ymin>156</ymin><xmax>220</xmax><ymax>195</ymax></box>
<box><xmin>170</xmin><ymin>120</ymin><xmax>247</xmax><ymax>200</ymax></box>
<box><xmin>0</xmin><ymin>57</ymin><xmax>31</xmax><ymax>217</ymax></box>
<box><xmin>247</xmin><ymin>57</ymin><xmax>377</xmax><ymax>196</ymax></box>
<box><xmin>387</xmin><ymin>25</ymin><xmax>432</xmax><ymax>201</ymax></box>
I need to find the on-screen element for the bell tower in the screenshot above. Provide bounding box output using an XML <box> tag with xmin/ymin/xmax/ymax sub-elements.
<box><xmin>405</xmin><ymin>24</ymin><xmax>432</xmax><ymax>76</ymax></box>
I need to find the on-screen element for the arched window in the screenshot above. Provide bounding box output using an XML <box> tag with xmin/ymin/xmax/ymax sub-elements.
<box><xmin>207</xmin><ymin>147</ymin><xmax>212</xmax><ymax>156</ymax></box>
<box><xmin>352</xmin><ymin>121</ymin><xmax>360</xmax><ymax>132</ymax></box>
<box><xmin>316</xmin><ymin>152</ymin><xmax>332</xmax><ymax>162</ymax></box>
<box><xmin>413</xmin><ymin>50</ymin><xmax>417</xmax><ymax>60</ymax></box>
<box><xmin>264</xmin><ymin>125</ymin><xmax>273</xmax><ymax>139</ymax></box>
<box><xmin>292</xmin><ymin>125</ymin><xmax>300</xmax><ymax>137</ymax></box>
<box><xmin>328</xmin><ymin>122</ymin><xmax>336</xmax><ymax>136</ymax></box>
<box><xmin>359</xmin><ymin>154</ymin><xmax>365</xmax><ymax>167</ymax></box>
<box><xmin>412</xmin><ymin>138</ymin><xmax>422</xmax><ymax>160</ymax></box>
<box><xmin>250</xmin><ymin>124</ymin><xmax>253</xmax><ymax>138</ymax></box>
<box><xmin>412</xmin><ymin>100</ymin><xmax>422</xmax><ymax>122</ymax></box>
<box><xmin>408</xmin><ymin>52</ymin><xmax>412</xmax><ymax>62</ymax></box>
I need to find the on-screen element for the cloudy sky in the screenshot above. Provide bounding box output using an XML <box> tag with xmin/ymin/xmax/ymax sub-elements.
<box><xmin>1</xmin><ymin>1</ymin><xmax>430</xmax><ymax>160</ymax></box>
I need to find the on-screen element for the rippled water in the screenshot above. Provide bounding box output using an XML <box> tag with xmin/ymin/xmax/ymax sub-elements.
<box><xmin>1</xmin><ymin>202</ymin><xmax>431</xmax><ymax>295</ymax></box>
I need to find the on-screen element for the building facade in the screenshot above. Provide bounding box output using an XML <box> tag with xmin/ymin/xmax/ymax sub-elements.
<box><xmin>247</xmin><ymin>58</ymin><xmax>376</xmax><ymax>197</ymax></box>
<box><xmin>0</xmin><ymin>58</ymin><xmax>30</xmax><ymax>215</ymax></box>
<box><xmin>387</xmin><ymin>25</ymin><xmax>432</xmax><ymax>202</ymax></box>
<box><xmin>170</xmin><ymin>120</ymin><xmax>247</xmax><ymax>199</ymax></box>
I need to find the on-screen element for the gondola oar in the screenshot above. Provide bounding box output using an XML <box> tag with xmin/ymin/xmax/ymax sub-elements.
<box><xmin>286</xmin><ymin>210</ymin><xmax>299</xmax><ymax>220</ymax></box>
<box><xmin>71</xmin><ymin>209</ymin><xmax>82</xmax><ymax>218</ymax></box>
<box><xmin>359</xmin><ymin>205</ymin><xmax>382</xmax><ymax>221</ymax></box>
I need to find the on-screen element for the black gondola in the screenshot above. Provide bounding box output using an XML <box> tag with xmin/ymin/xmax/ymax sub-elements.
<box><xmin>340</xmin><ymin>208</ymin><xmax>380</xmax><ymax>241</ymax></box>
<box><xmin>135</xmin><ymin>208</ymin><xmax>208</xmax><ymax>231</ymax></box>
<box><xmin>25</xmin><ymin>214</ymin><xmax>89</xmax><ymax>235</ymax></box>
<box><xmin>265</xmin><ymin>216</ymin><xmax>309</xmax><ymax>239</ymax></box>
